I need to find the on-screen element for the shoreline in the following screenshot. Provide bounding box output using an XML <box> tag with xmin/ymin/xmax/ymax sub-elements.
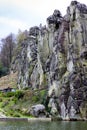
<box><xmin>0</xmin><ymin>117</ymin><xmax>51</xmax><ymax>122</ymax></box>
<box><xmin>0</xmin><ymin>117</ymin><xmax>87</xmax><ymax>122</ymax></box>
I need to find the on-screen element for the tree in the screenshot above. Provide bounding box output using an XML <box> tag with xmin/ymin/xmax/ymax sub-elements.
<box><xmin>0</xmin><ymin>60</ymin><xmax>8</xmax><ymax>77</ymax></box>
<box><xmin>17</xmin><ymin>29</ymin><xmax>28</xmax><ymax>43</ymax></box>
<box><xmin>0</xmin><ymin>33</ymin><xmax>16</xmax><ymax>70</ymax></box>
<box><xmin>0</xmin><ymin>61</ymin><xmax>3</xmax><ymax>77</ymax></box>
<box><xmin>13</xmin><ymin>30</ymin><xmax>28</xmax><ymax>57</ymax></box>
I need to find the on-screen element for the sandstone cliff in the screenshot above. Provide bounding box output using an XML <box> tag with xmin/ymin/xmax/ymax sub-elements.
<box><xmin>11</xmin><ymin>1</ymin><xmax>87</xmax><ymax>119</ymax></box>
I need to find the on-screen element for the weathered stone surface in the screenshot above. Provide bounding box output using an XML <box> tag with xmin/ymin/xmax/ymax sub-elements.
<box><xmin>47</xmin><ymin>9</ymin><xmax>63</xmax><ymax>27</ymax></box>
<box><xmin>12</xmin><ymin>1</ymin><xmax>87</xmax><ymax>119</ymax></box>
<box><xmin>29</xmin><ymin>104</ymin><xmax>46</xmax><ymax>117</ymax></box>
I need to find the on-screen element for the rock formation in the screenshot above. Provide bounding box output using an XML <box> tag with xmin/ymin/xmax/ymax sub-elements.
<box><xmin>12</xmin><ymin>1</ymin><xmax>87</xmax><ymax>119</ymax></box>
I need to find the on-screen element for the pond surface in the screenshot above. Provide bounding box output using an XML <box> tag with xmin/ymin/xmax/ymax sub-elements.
<box><xmin>0</xmin><ymin>120</ymin><xmax>87</xmax><ymax>130</ymax></box>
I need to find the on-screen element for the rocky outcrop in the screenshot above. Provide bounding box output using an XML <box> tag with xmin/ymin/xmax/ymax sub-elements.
<box><xmin>12</xmin><ymin>1</ymin><xmax>87</xmax><ymax>119</ymax></box>
<box><xmin>29</xmin><ymin>104</ymin><xmax>46</xmax><ymax>117</ymax></box>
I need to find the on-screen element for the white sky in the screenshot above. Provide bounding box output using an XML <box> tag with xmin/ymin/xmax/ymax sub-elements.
<box><xmin>0</xmin><ymin>0</ymin><xmax>87</xmax><ymax>39</ymax></box>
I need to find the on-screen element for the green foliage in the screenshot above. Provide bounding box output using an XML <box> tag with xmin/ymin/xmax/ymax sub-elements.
<box><xmin>17</xmin><ymin>30</ymin><xmax>28</xmax><ymax>43</ymax></box>
<box><xmin>0</xmin><ymin>61</ymin><xmax>9</xmax><ymax>77</ymax></box>
<box><xmin>40</xmin><ymin>90</ymin><xmax>49</xmax><ymax>112</ymax></box>
<box><xmin>0</xmin><ymin>98</ymin><xmax>2</xmax><ymax>102</ymax></box>
<box><xmin>40</xmin><ymin>90</ymin><xmax>46</xmax><ymax>98</ymax></box>
<box><xmin>14</xmin><ymin>90</ymin><xmax>24</xmax><ymax>99</ymax></box>
<box><xmin>23</xmin><ymin>87</ymin><xmax>29</xmax><ymax>90</ymax></box>
<box><xmin>4</xmin><ymin>92</ymin><xmax>15</xmax><ymax>97</ymax></box>
<box><xmin>6</xmin><ymin>109</ymin><xmax>14</xmax><ymax>116</ymax></box>
<box><xmin>0</xmin><ymin>89</ymin><xmax>48</xmax><ymax>117</ymax></box>
<box><xmin>5</xmin><ymin>108</ymin><xmax>21</xmax><ymax>117</ymax></box>
<box><xmin>1</xmin><ymin>101</ymin><xmax>9</xmax><ymax>107</ymax></box>
<box><xmin>1</xmin><ymin>67</ymin><xmax>9</xmax><ymax>75</ymax></box>
<box><xmin>32</xmin><ymin>95</ymin><xmax>40</xmax><ymax>102</ymax></box>
<box><xmin>12</xmin><ymin>112</ymin><xmax>21</xmax><ymax>117</ymax></box>
<box><xmin>3</xmin><ymin>90</ymin><xmax>24</xmax><ymax>99</ymax></box>
<box><xmin>12</xmin><ymin>98</ymin><xmax>17</xmax><ymax>104</ymax></box>
<box><xmin>13</xmin><ymin>30</ymin><xmax>28</xmax><ymax>58</ymax></box>
<box><xmin>0</xmin><ymin>92</ymin><xmax>4</xmax><ymax>97</ymax></box>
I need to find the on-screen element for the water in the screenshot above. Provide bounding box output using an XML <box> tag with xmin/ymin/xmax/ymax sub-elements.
<box><xmin>0</xmin><ymin>120</ymin><xmax>87</xmax><ymax>130</ymax></box>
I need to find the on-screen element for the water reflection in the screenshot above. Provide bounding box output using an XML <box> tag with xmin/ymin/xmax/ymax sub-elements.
<box><xmin>0</xmin><ymin>121</ymin><xmax>87</xmax><ymax>130</ymax></box>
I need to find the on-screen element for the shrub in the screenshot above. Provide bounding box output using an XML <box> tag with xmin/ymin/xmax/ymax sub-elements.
<box><xmin>3</xmin><ymin>90</ymin><xmax>24</xmax><ymax>100</ymax></box>
<box><xmin>13</xmin><ymin>113</ymin><xmax>20</xmax><ymax>117</ymax></box>
<box><xmin>5</xmin><ymin>92</ymin><xmax>15</xmax><ymax>97</ymax></box>
<box><xmin>13</xmin><ymin>98</ymin><xmax>17</xmax><ymax>104</ymax></box>
<box><xmin>1</xmin><ymin>101</ymin><xmax>9</xmax><ymax>107</ymax></box>
<box><xmin>0</xmin><ymin>61</ymin><xmax>9</xmax><ymax>77</ymax></box>
<box><xmin>23</xmin><ymin>87</ymin><xmax>29</xmax><ymax>90</ymax></box>
<box><xmin>32</xmin><ymin>95</ymin><xmax>40</xmax><ymax>102</ymax></box>
<box><xmin>0</xmin><ymin>98</ymin><xmax>3</xmax><ymax>102</ymax></box>
<box><xmin>14</xmin><ymin>90</ymin><xmax>24</xmax><ymax>99</ymax></box>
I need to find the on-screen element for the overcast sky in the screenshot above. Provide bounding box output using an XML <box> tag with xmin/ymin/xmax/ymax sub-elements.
<box><xmin>0</xmin><ymin>0</ymin><xmax>87</xmax><ymax>40</ymax></box>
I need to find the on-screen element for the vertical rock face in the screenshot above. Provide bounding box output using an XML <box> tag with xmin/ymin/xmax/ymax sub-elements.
<box><xmin>12</xmin><ymin>1</ymin><xmax>87</xmax><ymax>118</ymax></box>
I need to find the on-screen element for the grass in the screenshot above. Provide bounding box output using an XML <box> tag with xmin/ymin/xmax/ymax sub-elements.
<box><xmin>0</xmin><ymin>88</ymin><xmax>47</xmax><ymax>117</ymax></box>
<box><xmin>0</xmin><ymin>71</ymin><xmax>48</xmax><ymax>117</ymax></box>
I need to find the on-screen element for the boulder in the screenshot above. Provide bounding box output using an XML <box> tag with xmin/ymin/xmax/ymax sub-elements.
<box><xmin>29</xmin><ymin>104</ymin><xmax>46</xmax><ymax>117</ymax></box>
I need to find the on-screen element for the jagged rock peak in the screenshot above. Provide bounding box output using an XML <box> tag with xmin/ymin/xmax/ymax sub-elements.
<box><xmin>71</xmin><ymin>0</ymin><xmax>78</xmax><ymax>5</ymax></box>
<box><xmin>53</xmin><ymin>10</ymin><xmax>62</xmax><ymax>17</ymax></box>
<box><xmin>47</xmin><ymin>9</ymin><xmax>63</xmax><ymax>26</ymax></box>
<box><xmin>70</xmin><ymin>1</ymin><xmax>87</xmax><ymax>13</ymax></box>
<box><xmin>29</xmin><ymin>26</ymin><xmax>40</xmax><ymax>36</ymax></box>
